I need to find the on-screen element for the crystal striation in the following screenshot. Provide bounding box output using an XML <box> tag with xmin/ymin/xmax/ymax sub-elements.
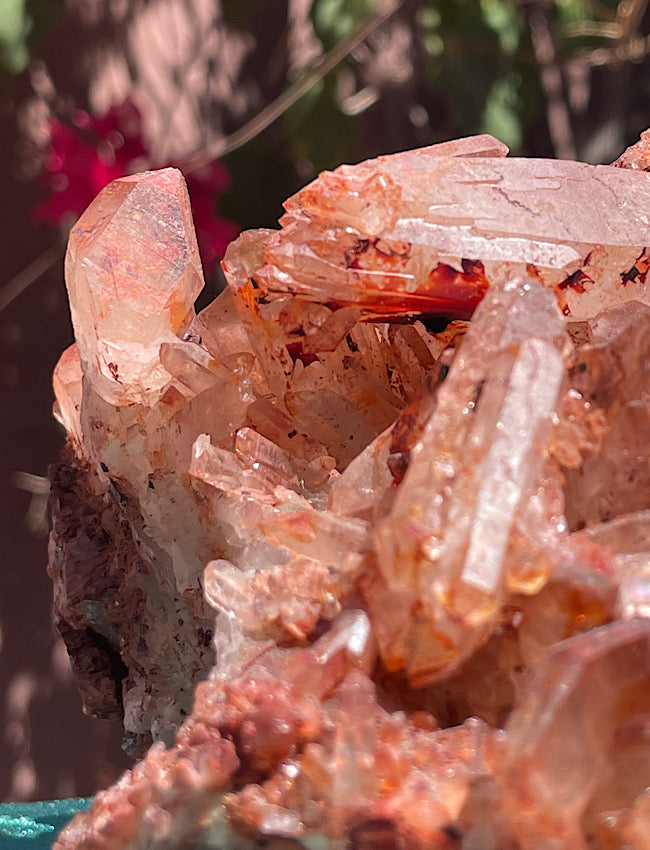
<box><xmin>50</xmin><ymin>135</ymin><xmax>650</xmax><ymax>849</ymax></box>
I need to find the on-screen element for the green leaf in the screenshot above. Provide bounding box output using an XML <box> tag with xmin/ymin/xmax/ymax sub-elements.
<box><xmin>479</xmin><ymin>0</ymin><xmax>522</xmax><ymax>54</ymax></box>
<box><xmin>481</xmin><ymin>71</ymin><xmax>522</xmax><ymax>149</ymax></box>
<box><xmin>0</xmin><ymin>0</ymin><xmax>30</xmax><ymax>74</ymax></box>
<box><xmin>311</xmin><ymin>0</ymin><xmax>378</xmax><ymax>49</ymax></box>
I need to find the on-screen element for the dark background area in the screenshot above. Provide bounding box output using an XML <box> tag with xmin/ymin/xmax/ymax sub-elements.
<box><xmin>0</xmin><ymin>0</ymin><xmax>649</xmax><ymax>802</ymax></box>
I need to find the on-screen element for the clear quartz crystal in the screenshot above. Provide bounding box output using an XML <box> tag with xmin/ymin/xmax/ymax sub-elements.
<box><xmin>497</xmin><ymin>619</ymin><xmax>650</xmax><ymax>850</ymax></box>
<box><xmin>65</xmin><ymin>168</ymin><xmax>205</xmax><ymax>406</ymax></box>
<box><xmin>371</xmin><ymin>278</ymin><xmax>571</xmax><ymax>683</ymax></box>
<box><xmin>253</xmin><ymin>140</ymin><xmax>650</xmax><ymax>320</ymax></box>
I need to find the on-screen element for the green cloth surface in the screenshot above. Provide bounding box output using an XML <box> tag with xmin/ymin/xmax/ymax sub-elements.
<box><xmin>0</xmin><ymin>799</ymin><xmax>92</xmax><ymax>849</ymax></box>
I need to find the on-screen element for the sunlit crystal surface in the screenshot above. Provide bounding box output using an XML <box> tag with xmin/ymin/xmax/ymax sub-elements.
<box><xmin>51</xmin><ymin>134</ymin><xmax>650</xmax><ymax>850</ymax></box>
<box><xmin>65</xmin><ymin>168</ymin><xmax>204</xmax><ymax>405</ymax></box>
<box><xmin>370</xmin><ymin>278</ymin><xmax>570</xmax><ymax>684</ymax></box>
<box><xmin>251</xmin><ymin>138</ymin><xmax>650</xmax><ymax>321</ymax></box>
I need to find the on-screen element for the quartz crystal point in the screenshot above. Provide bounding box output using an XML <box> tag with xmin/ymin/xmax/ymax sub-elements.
<box><xmin>50</xmin><ymin>132</ymin><xmax>650</xmax><ymax>850</ymax></box>
<box><xmin>242</xmin><ymin>136</ymin><xmax>650</xmax><ymax>322</ymax></box>
<box><xmin>370</xmin><ymin>277</ymin><xmax>571</xmax><ymax>684</ymax></box>
<box><xmin>51</xmin><ymin>171</ymin><xmax>235</xmax><ymax>742</ymax></box>
<box><xmin>65</xmin><ymin>168</ymin><xmax>204</xmax><ymax>406</ymax></box>
<box><xmin>613</xmin><ymin>128</ymin><xmax>650</xmax><ymax>170</ymax></box>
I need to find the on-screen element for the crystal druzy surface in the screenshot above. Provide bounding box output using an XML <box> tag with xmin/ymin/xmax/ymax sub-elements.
<box><xmin>51</xmin><ymin>136</ymin><xmax>650</xmax><ymax>849</ymax></box>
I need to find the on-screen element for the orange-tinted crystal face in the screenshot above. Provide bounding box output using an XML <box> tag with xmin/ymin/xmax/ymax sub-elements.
<box><xmin>65</xmin><ymin>168</ymin><xmax>204</xmax><ymax>404</ymax></box>
<box><xmin>242</xmin><ymin>142</ymin><xmax>650</xmax><ymax>328</ymax></box>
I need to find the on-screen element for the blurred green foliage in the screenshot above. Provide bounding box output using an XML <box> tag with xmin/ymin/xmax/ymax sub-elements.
<box><xmin>0</xmin><ymin>0</ymin><xmax>62</xmax><ymax>74</ymax></box>
<box><xmin>0</xmin><ymin>0</ymin><xmax>30</xmax><ymax>73</ymax></box>
<box><xmin>311</xmin><ymin>0</ymin><xmax>378</xmax><ymax>48</ymax></box>
<box><xmin>423</xmin><ymin>0</ymin><xmax>533</xmax><ymax>149</ymax></box>
<box><xmin>278</xmin><ymin>0</ymin><xmax>539</xmax><ymax>170</ymax></box>
<box><xmin>1</xmin><ymin>0</ymin><xmax>634</xmax><ymax>150</ymax></box>
<box><xmin>215</xmin><ymin>0</ymin><xmax>645</xmax><ymax>225</ymax></box>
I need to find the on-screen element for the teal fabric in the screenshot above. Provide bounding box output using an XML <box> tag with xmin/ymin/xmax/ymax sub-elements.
<box><xmin>0</xmin><ymin>799</ymin><xmax>92</xmax><ymax>848</ymax></box>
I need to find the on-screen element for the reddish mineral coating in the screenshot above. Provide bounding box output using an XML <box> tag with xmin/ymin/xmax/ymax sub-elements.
<box><xmin>612</xmin><ymin>129</ymin><xmax>650</xmax><ymax>171</ymax></box>
<box><xmin>237</xmin><ymin>135</ymin><xmax>650</xmax><ymax>322</ymax></box>
<box><xmin>51</xmin><ymin>133</ymin><xmax>650</xmax><ymax>849</ymax></box>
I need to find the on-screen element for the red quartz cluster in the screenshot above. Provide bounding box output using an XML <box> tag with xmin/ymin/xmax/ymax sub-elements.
<box><xmin>51</xmin><ymin>135</ymin><xmax>650</xmax><ymax>849</ymax></box>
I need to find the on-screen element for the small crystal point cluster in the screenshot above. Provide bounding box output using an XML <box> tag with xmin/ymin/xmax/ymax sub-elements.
<box><xmin>51</xmin><ymin>135</ymin><xmax>650</xmax><ymax>849</ymax></box>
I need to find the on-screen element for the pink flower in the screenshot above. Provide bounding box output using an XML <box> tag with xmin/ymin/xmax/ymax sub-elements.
<box><xmin>33</xmin><ymin>100</ymin><xmax>147</xmax><ymax>226</ymax></box>
<box><xmin>33</xmin><ymin>100</ymin><xmax>238</xmax><ymax>274</ymax></box>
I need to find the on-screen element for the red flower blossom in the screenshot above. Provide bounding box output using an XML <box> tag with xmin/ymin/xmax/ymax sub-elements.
<box><xmin>33</xmin><ymin>100</ymin><xmax>238</xmax><ymax>275</ymax></box>
<box><xmin>33</xmin><ymin>100</ymin><xmax>147</xmax><ymax>226</ymax></box>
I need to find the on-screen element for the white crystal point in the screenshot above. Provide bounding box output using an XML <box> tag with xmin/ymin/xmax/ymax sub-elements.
<box><xmin>65</xmin><ymin>168</ymin><xmax>205</xmax><ymax>405</ymax></box>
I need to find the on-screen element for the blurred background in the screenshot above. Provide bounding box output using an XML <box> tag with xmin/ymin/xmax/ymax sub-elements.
<box><xmin>0</xmin><ymin>0</ymin><xmax>648</xmax><ymax>803</ymax></box>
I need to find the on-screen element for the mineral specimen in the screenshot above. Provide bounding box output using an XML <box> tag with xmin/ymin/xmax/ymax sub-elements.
<box><xmin>50</xmin><ymin>134</ymin><xmax>650</xmax><ymax>849</ymax></box>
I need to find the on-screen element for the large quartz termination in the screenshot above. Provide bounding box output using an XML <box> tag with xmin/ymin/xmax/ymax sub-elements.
<box><xmin>369</xmin><ymin>278</ymin><xmax>571</xmax><ymax>684</ymax></box>
<box><xmin>50</xmin><ymin>134</ymin><xmax>650</xmax><ymax>849</ymax></box>
<box><xmin>66</xmin><ymin>168</ymin><xmax>205</xmax><ymax>406</ymax></box>
<box><xmin>253</xmin><ymin>134</ymin><xmax>650</xmax><ymax>320</ymax></box>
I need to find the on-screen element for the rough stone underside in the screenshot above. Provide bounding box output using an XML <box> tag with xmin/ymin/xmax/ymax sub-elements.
<box><xmin>50</xmin><ymin>137</ymin><xmax>650</xmax><ymax>849</ymax></box>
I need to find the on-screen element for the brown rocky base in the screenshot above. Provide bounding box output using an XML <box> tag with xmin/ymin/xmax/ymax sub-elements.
<box><xmin>51</xmin><ymin>135</ymin><xmax>650</xmax><ymax>848</ymax></box>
